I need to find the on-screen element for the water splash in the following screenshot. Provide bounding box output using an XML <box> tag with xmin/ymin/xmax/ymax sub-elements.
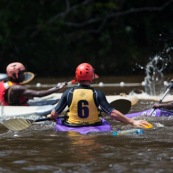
<box><xmin>144</xmin><ymin>56</ymin><xmax>167</xmax><ymax>95</ymax></box>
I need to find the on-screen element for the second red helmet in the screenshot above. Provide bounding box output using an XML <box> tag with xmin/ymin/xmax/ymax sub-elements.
<box><xmin>6</xmin><ymin>62</ymin><xmax>25</xmax><ymax>80</ymax></box>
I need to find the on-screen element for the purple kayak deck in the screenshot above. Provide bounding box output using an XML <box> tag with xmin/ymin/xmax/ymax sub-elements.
<box><xmin>126</xmin><ymin>108</ymin><xmax>173</xmax><ymax>118</ymax></box>
<box><xmin>55</xmin><ymin>118</ymin><xmax>111</xmax><ymax>135</ymax></box>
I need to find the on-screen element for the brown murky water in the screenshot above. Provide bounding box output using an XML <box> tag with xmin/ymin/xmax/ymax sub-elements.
<box><xmin>0</xmin><ymin>76</ymin><xmax>173</xmax><ymax>173</ymax></box>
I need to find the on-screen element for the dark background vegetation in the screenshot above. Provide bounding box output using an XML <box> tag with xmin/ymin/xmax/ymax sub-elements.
<box><xmin>0</xmin><ymin>0</ymin><xmax>173</xmax><ymax>77</ymax></box>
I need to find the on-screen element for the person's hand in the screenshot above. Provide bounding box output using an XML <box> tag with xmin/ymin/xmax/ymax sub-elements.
<box><xmin>55</xmin><ymin>82</ymin><xmax>67</xmax><ymax>90</ymax></box>
<box><xmin>153</xmin><ymin>103</ymin><xmax>160</xmax><ymax>109</ymax></box>
<box><xmin>47</xmin><ymin>109</ymin><xmax>58</xmax><ymax>121</ymax></box>
<box><xmin>131</xmin><ymin>120</ymin><xmax>153</xmax><ymax>129</ymax></box>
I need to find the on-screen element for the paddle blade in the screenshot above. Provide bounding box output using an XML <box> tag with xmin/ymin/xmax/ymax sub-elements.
<box><xmin>140</xmin><ymin>121</ymin><xmax>153</xmax><ymax>129</ymax></box>
<box><xmin>119</xmin><ymin>93</ymin><xmax>139</xmax><ymax>106</ymax></box>
<box><xmin>20</xmin><ymin>72</ymin><xmax>35</xmax><ymax>84</ymax></box>
<box><xmin>110</xmin><ymin>99</ymin><xmax>131</xmax><ymax>114</ymax></box>
<box><xmin>131</xmin><ymin>96</ymin><xmax>139</xmax><ymax>106</ymax></box>
<box><xmin>3</xmin><ymin>118</ymin><xmax>34</xmax><ymax>131</ymax></box>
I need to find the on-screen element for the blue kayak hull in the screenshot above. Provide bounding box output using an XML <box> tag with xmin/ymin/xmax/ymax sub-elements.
<box><xmin>55</xmin><ymin>118</ymin><xmax>111</xmax><ymax>135</ymax></box>
<box><xmin>126</xmin><ymin>108</ymin><xmax>173</xmax><ymax>118</ymax></box>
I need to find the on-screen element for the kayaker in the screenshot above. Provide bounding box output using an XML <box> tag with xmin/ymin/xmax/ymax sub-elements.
<box><xmin>48</xmin><ymin>63</ymin><xmax>151</xmax><ymax>129</ymax></box>
<box><xmin>0</xmin><ymin>62</ymin><xmax>66</xmax><ymax>106</ymax></box>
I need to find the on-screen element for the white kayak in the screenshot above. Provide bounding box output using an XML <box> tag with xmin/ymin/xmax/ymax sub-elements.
<box><xmin>130</xmin><ymin>93</ymin><xmax>173</xmax><ymax>102</ymax></box>
<box><xmin>0</xmin><ymin>97</ymin><xmax>58</xmax><ymax>119</ymax></box>
<box><xmin>0</xmin><ymin>104</ymin><xmax>55</xmax><ymax>119</ymax></box>
<box><xmin>38</xmin><ymin>93</ymin><xmax>139</xmax><ymax>106</ymax></box>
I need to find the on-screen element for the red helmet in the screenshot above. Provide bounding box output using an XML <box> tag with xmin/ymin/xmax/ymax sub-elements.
<box><xmin>6</xmin><ymin>62</ymin><xmax>25</xmax><ymax>79</ymax></box>
<box><xmin>75</xmin><ymin>63</ymin><xmax>99</xmax><ymax>82</ymax></box>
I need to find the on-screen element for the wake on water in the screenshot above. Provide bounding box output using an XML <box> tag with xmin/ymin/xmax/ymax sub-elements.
<box><xmin>144</xmin><ymin>56</ymin><xmax>166</xmax><ymax>95</ymax></box>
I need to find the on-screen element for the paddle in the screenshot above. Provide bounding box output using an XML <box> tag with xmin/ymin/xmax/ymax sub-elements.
<box><xmin>2</xmin><ymin>99</ymin><xmax>132</xmax><ymax>132</ymax></box>
<box><xmin>2</xmin><ymin>117</ymin><xmax>51</xmax><ymax>131</ymax></box>
<box><xmin>149</xmin><ymin>80</ymin><xmax>173</xmax><ymax>116</ymax></box>
<box><xmin>110</xmin><ymin>99</ymin><xmax>131</xmax><ymax>114</ymax></box>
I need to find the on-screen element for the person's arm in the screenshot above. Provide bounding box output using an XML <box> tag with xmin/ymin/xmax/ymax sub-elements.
<box><xmin>110</xmin><ymin>109</ymin><xmax>150</xmax><ymax>128</ymax></box>
<box><xmin>15</xmin><ymin>82</ymin><xmax>66</xmax><ymax>98</ymax></box>
<box><xmin>96</xmin><ymin>90</ymin><xmax>151</xmax><ymax>128</ymax></box>
<box><xmin>153</xmin><ymin>102</ymin><xmax>173</xmax><ymax>110</ymax></box>
<box><xmin>48</xmin><ymin>89</ymin><xmax>70</xmax><ymax>120</ymax></box>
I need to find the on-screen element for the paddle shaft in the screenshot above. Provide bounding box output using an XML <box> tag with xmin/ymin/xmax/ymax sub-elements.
<box><xmin>2</xmin><ymin>99</ymin><xmax>132</xmax><ymax>132</ymax></box>
<box><xmin>158</xmin><ymin>83</ymin><xmax>173</xmax><ymax>103</ymax></box>
<box><xmin>35</xmin><ymin>117</ymin><xmax>51</xmax><ymax>122</ymax></box>
<box><xmin>149</xmin><ymin>81</ymin><xmax>173</xmax><ymax>115</ymax></box>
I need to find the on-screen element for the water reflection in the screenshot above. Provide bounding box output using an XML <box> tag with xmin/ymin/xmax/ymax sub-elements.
<box><xmin>0</xmin><ymin>117</ymin><xmax>173</xmax><ymax>173</ymax></box>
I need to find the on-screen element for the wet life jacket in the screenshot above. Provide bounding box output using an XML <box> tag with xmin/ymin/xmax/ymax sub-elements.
<box><xmin>0</xmin><ymin>81</ymin><xmax>28</xmax><ymax>106</ymax></box>
<box><xmin>66</xmin><ymin>88</ymin><xmax>101</xmax><ymax>125</ymax></box>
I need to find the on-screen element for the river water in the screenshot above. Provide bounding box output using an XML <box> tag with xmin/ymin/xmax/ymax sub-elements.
<box><xmin>0</xmin><ymin>76</ymin><xmax>173</xmax><ymax>173</ymax></box>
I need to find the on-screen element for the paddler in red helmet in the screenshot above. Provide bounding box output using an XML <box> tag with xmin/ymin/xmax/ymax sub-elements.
<box><xmin>0</xmin><ymin>62</ymin><xmax>66</xmax><ymax>106</ymax></box>
<box><xmin>48</xmin><ymin>63</ymin><xmax>152</xmax><ymax>129</ymax></box>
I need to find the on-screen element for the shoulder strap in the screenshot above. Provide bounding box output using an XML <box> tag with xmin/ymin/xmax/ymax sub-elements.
<box><xmin>7</xmin><ymin>85</ymin><xmax>14</xmax><ymax>104</ymax></box>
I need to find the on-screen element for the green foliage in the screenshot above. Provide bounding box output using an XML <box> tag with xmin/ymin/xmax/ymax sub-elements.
<box><xmin>0</xmin><ymin>0</ymin><xmax>173</xmax><ymax>76</ymax></box>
